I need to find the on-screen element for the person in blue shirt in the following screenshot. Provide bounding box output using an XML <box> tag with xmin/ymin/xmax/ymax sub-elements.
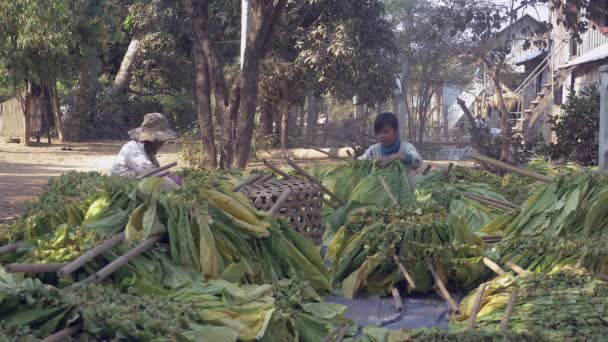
<box><xmin>358</xmin><ymin>112</ymin><xmax>423</xmax><ymax>189</ymax></box>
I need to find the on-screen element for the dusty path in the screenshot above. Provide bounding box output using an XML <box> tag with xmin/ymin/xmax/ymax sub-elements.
<box><xmin>0</xmin><ymin>140</ymin><xmax>179</xmax><ymax>220</ymax></box>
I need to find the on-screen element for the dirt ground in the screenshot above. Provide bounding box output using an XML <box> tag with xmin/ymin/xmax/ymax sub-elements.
<box><xmin>0</xmin><ymin>140</ymin><xmax>471</xmax><ymax>221</ymax></box>
<box><xmin>0</xmin><ymin>140</ymin><xmax>180</xmax><ymax>220</ymax></box>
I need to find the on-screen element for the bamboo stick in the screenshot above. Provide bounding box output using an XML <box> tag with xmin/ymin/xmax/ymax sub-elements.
<box><xmin>269</xmin><ymin>190</ymin><xmax>293</xmax><ymax>216</ymax></box>
<box><xmin>136</xmin><ymin>161</ymin><xmax>178</xmax><ymax>179</ymax></box>
<box><xmin>500</xmin><ymin>290</ymin><xmax>519</xmax><ymax>331</ymax></box>
<box><xmin>467</xmin><ymin>283</ymin><xmax>487</xmax><ymax>330</ymax></box>
<box><xmin>391</xmin><ymin>287</ymin><xmax>403</xmax><ymax>311</ymax></box>
<box><xmin>41</xmin><ymin>322</ymin><xmax>83</xmax><ymax>342</ymax></box>
<box><xmin>505</xmin><ymin>262</ymin><xmax>529</xmax><ymax>276</ymax></box>
<box><xmin>379</xmin><ymin>175</ymin><xmax>399</xmax><ymax>208</ymax></box>
<box><xmin>5</xmin><ymin>263</ymin><xmax>68</xmax><ymax>273</ymax></box>
<box><xmin>287</xmin><ymin>158</ymin><xmax>345</xmax><ymax>206</ymax></box>
<box><xmin>322</xmin><ymin>198</ymin><xmax>339</xmax><ymax>209</ymax></box>
<box><xmin>57</xmin><ymin>232</ymin><xmax>126</xmax><ymax>277</ymax></box>
<box><xmin>444</xmin><ymin>162</ymin><xmax>454</xmax><ymax>181</ymax></box>
<box><xmin>232</xmin><ymin>174</ymin><xmax>264</xmax><ymax>192</ymax></box>
<box><xmin>483</xmin><ymin>257</ymin><xmax>506</xmax><ymax>275</ymax></box>
<box><xmin>322</xmin><ymin>325</ymin><xmax>345</xmax><ymax>342</ymax></box>
<box><xmin>422</xmin><ymin>164</ymin><xmax>432</xmax><ymax>175</ymax></box>
<box><xmin>470</xmin><ymin>154</ymin><xmax>553</xmax><ymax>182</ymax></box>
<box><xmin>464</xmin><ymin>193</ymin><xmax>517</xmax><ymax>212</ymax></box>
<box><xmin>0</xmin><ymin>241</ymin><xmax>23</xmax><ymax>255</ymax></box>
<box><xmin>82</xmin><ymin>234</ymin><xmax>163</xmax><ymax>283</ymax></box>
<box><xmin>393</xmin><ymin>255</ymin><xmax>416</xmax><ymax>291</ymax></box>
<box><xmin>427</xmin><ymin>261</ymin><xmax>460</xmax><ymax>312</ymax></box>
<box><xmin>335</xmin><ymin>325</ymin><xmax>347</xmax><ymax>342</ymax></box>
<box><xmin>464</xmin><ymin>192</ymin><xmax>520</xmax><ymax>210</ymax></box>
<box><xmin>311</xmin><ymin>147</ymin><xmax>349</xmax><ymax>162</ymax></box>
<box><xmin>481</xmin><ymin>236</ymin><xmax>503</xmax><ymax>243</ymax></box>
<box><xmin>258</xmin><ymin>174</ymin><xmax>274</xmax><ymax>183</ymax></box>
<box><xmin>262</xmin><ymin>159</ymin><xmax>290</xmax><ymax>179</ymax></box>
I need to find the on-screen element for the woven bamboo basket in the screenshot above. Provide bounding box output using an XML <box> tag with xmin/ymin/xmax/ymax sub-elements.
<box><xmin>239</xmin><ymin>178</ymin><xmax>323</xmax><ymax>245</ymax></box>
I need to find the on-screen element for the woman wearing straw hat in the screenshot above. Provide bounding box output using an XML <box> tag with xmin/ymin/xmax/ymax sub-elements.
<box><xmin>111</xmin><ymin>113</ymin><xmax>178</xmax><ymax>179</ymax></box>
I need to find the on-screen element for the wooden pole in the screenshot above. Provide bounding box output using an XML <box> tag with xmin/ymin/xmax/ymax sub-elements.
<box><xmin>258</xmin><ymin>174</ymin><xmax>273</xmax><ymax>183</ymax></box>
<box><xmin>483</xmin><ymin>257</ymin><xmax>506</xmax><ymax>275</ymax></box>
<box><xmin>82</xmin><ymin>234</ymin><xmax>163</xmax><ymax>283</ymax></box>
<box><xmin>287</xmin><ymin>158</ymin><xmax>345</xmax><ymax>206</ymax></box>
<box><xmin>269</xmin><ymin>189</ymin><xmax>292</xmax><ymax>216</ymax></box>
<box><xmin>422</xmin><ymin>164</ymin><xmax>432</xmax><ymax>175</ymax></box>
<box><xmin>262</xmin><ymin>159</ymin><xmax>290</xmax><ymax>179</ymax></box>
<box><xmin>464</xmin><ymin>193</ymin><xmax>517</xmax><ymax>212</ymax></box>
<box><xmin>232</xmin><ymin>174</ymin><xmax>264</xmax><ymax>192</ymax></box>
<box><xmin>41</xmin><ymin>322</ymin><xmax>83</xmax><ymax>342</ymax></box>
<box><xmin>470</xmin><ymin>154</ymin><xmax>553</xmax><ymax>182</ymax></box>
<box><xmin>467</xmin><ymin>283</ymin><xmax>487</xmax><ymax>330</ymax></box>
<box><xmin>57</xmin><ymin>232</ymin><xmax>126</xmax><ymax>277</ymax></box>
<box><xmin>136</xmin><ymin>161</ymin><xmax>178</xmax><ymax>179</ymax></box>
<box><xmin>391</xmin><ymin>287</ymin><xmax>403</xmax><ymax>311</ymax></box>
<box><xmin>379</xmin><ymin>175</ymin><xmax>399</xmax><ymax>208</ymax></box>
<box><xmin>500</xmin><ymin>290</ymin><xmax>518</xmax><ymax>331</ymax></box>
<box><xmin>427</xmin><ymin>261</ymin><xmax>459</xmax><ymax>312</ymax></box>
<box><xmin>0</xmin><ymin>241</ymin><xmax>23</xmax><ymax>255</ymax></box>
<box><xmin>5</xmin><ymin>263</ymin><xmax>68</xmax><ymax>273</ymax></box>
<box><xmin>505</xmin><ymin>261</ymin><xmax>529</xmax><ymax>276</ymax></box>
<box><xmin>393</xmin><ymin>255</ymin><xmax>416</xmax><ymax>291</ymax></box>
<box><xmin>444</xmin><ymin>162</ymin><xmax>454</xmax><ymax>181</ymax></box>
<box><xmin>322</xmin><ymin>325</ymin><xmax>345</xmax><ymax>342</ymax></box>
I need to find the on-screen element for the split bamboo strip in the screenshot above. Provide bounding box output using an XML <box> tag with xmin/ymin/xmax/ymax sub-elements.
<box><xmin>269</xmin><ymin>189</ymin><xmax>293</xmax><ymax>216</ymax></box>
<box><xmin>41</xmin><ymin>322</ymin><xmax>83</xmax><ymax>342</ymax></box>
<box><xmin>470</xmin><ymin>154</ymin><xmax>553</xmax><ymax>182</ymax></box>
<box><xmin>467</xmin><ymin>283</ymin><xmax>487</xmax><ymax>330</ymax></box>
<box><xmin>391</xmin><ymin>287</ymin><xmax>403</xmax><ymax>311</ymax></box>
<box><xmin>0</xmin><ymin>241</ymin><xmax>23</xmax><ymax>255</ymax></box>
<box><xmin>483</xmin><ymin>257</ymin><xmax>506</xmax><ymax>275</ymax></box>
<box><xmin>379</xmin><ymin>175</ymin><xmax>399</xmax><ymax>208</ymax></box>
<box><xmin>500</xmin><ymin>290</ymin><xmax>519</xmax><ymax>331</ymax></box>
<box><xmin>427</xmin><ymin>261</ymin><xmax>459</xmax><ymax>312</ymax></box>
<box><xmin>287</xmin><ymin>158</ymin><xmax>345</xmax><ymax>206</ymax></box>
<box><xmin>393</xmin><ymin>255</ymin><xmax>416</xmax><ymax>291</ymax></box>
<box><xmin>311</xmin><ymin>147</ymin><xmax>349</xmax><ymax>162</ymax></box>
<box><xmin>262</xmin><ymin>160</ymin><xmax>290</xmax><ymax>179</ymax></box>
<box><xmin>232</xmin><ymin>174</ymin><xmax>264</xmax><ymax>192</ymax></box>
<box><xmin>57</xmin><ymin>232</ymin><xmax>126</xmax><ymax>277</ymax></box>
<box><xmin>464</xmin><ymin>193</ymin><xmax>516</xmax><ymax>212</ymax></box>
<box><xmin>505</xmin><ymin>262</ymin><xmax>530</xmax><ymax>276</ymax></box>
<box><xmin>82</xmin><ymin>234</ymin><xmax>163</xmax><ymax>283</ymax></box>
<box><xmin>136</xmin><ymin>161</ymin><xmax>178</xmax><ymax>179</ymax></box>
<box><xmin>5</xmin><ymin>263</ymin><xmax>68</xmax><ymax>273</ymax></box>
<box><xmin>465</xmin><ymin>192</ymin><xmax>520</xmax><ymax>210</ymax></box>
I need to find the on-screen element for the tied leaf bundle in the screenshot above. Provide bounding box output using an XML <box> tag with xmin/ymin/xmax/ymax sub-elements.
<box><xmin>452</xmin><ymin>267</ymin><xmax>608</xmax><ymax>341</ymax></box>
<box><xmin>359</xmin><ymin>326</ymin><xmax>545</xmax><ymax>342</ymax></box>
<box><xmin>327</xmin><ymin>205</ymin><xmax>487</xmax><ymax>297</ymax></box>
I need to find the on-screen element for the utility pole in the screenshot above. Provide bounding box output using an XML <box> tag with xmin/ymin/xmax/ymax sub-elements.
<box><xmin>240</xmin><ymin>0</ymin><xmax>248</xmax><ymax>70</ymax></box>
<box><xmin>599</xmin><ymin>65</ymin><xmax>608</xmax><ymax>169</ymax></box>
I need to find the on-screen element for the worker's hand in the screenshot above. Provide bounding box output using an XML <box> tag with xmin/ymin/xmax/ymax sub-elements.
<box><xmin>376</xmin><ymin>154</ymin><xmax>400</xmax><ymax>168</ymax></box>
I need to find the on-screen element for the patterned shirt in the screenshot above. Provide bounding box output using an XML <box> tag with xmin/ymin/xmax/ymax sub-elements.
<box><xmin>110</xmin><ymin>141</ymin><xmax>160</xmax><ymax>177</ymax></box>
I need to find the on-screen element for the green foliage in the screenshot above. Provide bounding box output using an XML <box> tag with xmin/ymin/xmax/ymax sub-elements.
<box><xmin>546</xmin><ymin>86</ymin><xmax>600</xmax><ymax>166</ymax></box>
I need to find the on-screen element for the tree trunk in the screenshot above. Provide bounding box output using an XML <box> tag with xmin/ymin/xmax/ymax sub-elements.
<box><xmin>261</xmin><ymin>101</ymin><xmax>274</xmax><ymax>136</ymax></box>
<box><xmin>50</xmin><ymin>84</ymin><xmax>66</xmax><ymax>143</ymax></box>
<box><xmin>392</xmin><ymin>95</ymin><xmax>400</xmax><ymax>115</ymax></box>
<box><xmin>488</xmin><ymin>65</ymin><xmax>511</xmax><ymax>162</ymax></box>
<box><xmin>458</xmin><ymin>98</ymin><xmax>482</xmax><ymax>151</ymax></box>
<box><xmin>111</xmin><ymin>37</ymin><xmax>140</xmax><ymax>96</ymax></box>
<box><xmin>21</xmin><ymin>83</ymin><xmax>32</xmax><ymax>146</ymax></box>
<box><xmin>192</xmin><ymin>41</ymin><xmax>217</xmax><ymax>168</ymax></box>
<box><xmin>234</xmin><ymin>0</ymin><xmax>288</xmax><ymax>168</ymax></box>
<box><xmin>306</xmin><ymin>92</ymin><xmax>320</xmax><ymax>144</ymax></box>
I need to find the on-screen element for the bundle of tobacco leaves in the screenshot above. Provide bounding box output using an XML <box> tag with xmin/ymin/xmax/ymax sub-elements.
<box><xmin>326</xmin><ymin>204</ymin><xmax>487</xmax><ymax>297</ymax></box>
<box><xmin>452</xmin><ymin>266</ymin><xmax>608</xmax><ymax>341</ymax></box>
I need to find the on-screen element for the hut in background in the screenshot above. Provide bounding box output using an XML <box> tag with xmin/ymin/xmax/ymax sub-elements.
<box><xmin>0</xmin><ymin>91</ymin><xmax>44</xmax><ymax>145</ymax></box>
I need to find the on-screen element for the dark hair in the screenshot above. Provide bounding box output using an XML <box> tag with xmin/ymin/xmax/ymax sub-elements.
<box><xmin>374</xmin><ymin>112</ymin><xmax>399</xmax><ymax>133</ymax></box>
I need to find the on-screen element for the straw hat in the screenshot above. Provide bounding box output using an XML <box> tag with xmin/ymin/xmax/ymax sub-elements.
<box><xmin>129</xmin><ymin>113</ymin><xmax>178</xmax><ymax>142</ymax></box>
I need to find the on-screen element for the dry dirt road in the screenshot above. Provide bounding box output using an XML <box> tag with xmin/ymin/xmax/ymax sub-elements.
<box><xmin>0</xmin><ymin>140</ymin><xmax>180</xmax><ymax>220</ymax></box>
